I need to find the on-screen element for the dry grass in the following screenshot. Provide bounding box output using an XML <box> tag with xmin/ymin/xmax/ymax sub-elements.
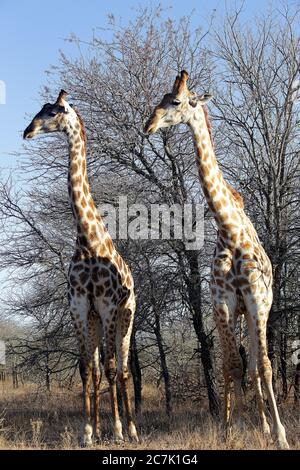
<box><xmin>0</xmin><ymin>380</ymin><xmax>299</xmax><ymax>450</ymax></box>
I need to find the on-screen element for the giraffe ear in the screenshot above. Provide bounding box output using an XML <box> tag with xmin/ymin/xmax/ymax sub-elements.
<box><xmin>56</xmin><ymin>89</ymin><xmax>68</xmax><ymax>105</ymax></box>
<box><xmin>197</xmin><ymin>93</ymin><xmax>213</xmax><ymax>104</ymax></box>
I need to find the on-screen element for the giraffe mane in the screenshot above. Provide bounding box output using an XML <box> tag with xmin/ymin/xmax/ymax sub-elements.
<box><xmin>73</xmin><ymin>107</ymin><xmax>87</xmax><ymax>145</ymax></box>
<box><xmin>226</xmin><ymin>184</ymin><xmax>244</xmax><ymax>209</ymax></box>
<box><xmin>202</xmin><ymin>106</ymin><xmax>244</xmax><ymax>209</ymax></box>
<box><xmin>202</xmin><ymin>105</ymin><xmax>214</xmax><ymax>147</ymax></box>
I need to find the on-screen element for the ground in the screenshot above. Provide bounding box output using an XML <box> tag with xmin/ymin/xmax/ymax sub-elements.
<box><xmin>0</xmin><ymin>380</ymin><xmax>299</xmax><ymax>450</ymax></box>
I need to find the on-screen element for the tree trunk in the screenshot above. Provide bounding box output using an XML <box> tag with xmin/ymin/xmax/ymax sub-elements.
<box><xmin>267</xmin><ymin>263</ymin><xmax>283</xmax><ymax>398</ymax></box>
<box><xmin>45</xmin><ymin>350</ymin><xmax>51</xmax><ymax>392</ymax></box>
<box><xmin>154</xmin><ymin>312</ymin><xmax>172</xmax><ymax>417</ymax></box>
<box><xmin>186</xmin><ymin>251</ymin><xmax>220</xmax><ymax>418</ymax></box>
<box><xmin>267</xmin><ymin>319</ymin><xmax>278</xmax><ymax>397</ymax></box>
<box><xmin>280</xmin><ymin>326</ymin><xmax>288</xmax><ymax>401</ymax></box>
<box><xmin>294</xmin><ymin>312</ymin><xmax>300</xmax><ymax>404</ymax></box>
<box><xmin>130</xmin><ymin>331</ymin><xmax>142</xmax><ymax>416</ymax></box>
<box><xmin>294</xmin><ymin>363</ymin><xmax>300</xmax><ymax>404</ymax></box>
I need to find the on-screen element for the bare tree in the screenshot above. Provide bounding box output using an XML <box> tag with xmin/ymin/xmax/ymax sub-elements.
<box><xmin>213</xmin><ymin>4</ymin><xmax>300</xmax><ymax>396</ymax></box>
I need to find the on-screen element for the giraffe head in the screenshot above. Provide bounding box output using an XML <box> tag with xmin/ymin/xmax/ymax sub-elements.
<box><xmin>23</xmin><ymin>90</ymin><xmax>76</xmax><ymax>139</ymax></box>
<box><xmin>144</xmin><ymin>70</ymin><xmax>213</xmax><ymax>134</ymax></box>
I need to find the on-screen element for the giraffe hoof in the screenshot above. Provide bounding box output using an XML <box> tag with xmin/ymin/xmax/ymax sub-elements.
<box><xmin>262</xmin><ymin>423</ymin><xmax>271</xmax><ymax>437</ymax></box>
<box><xmin>128</xmin><ymin>423</ymin><xmax>139</xmax><ymax>444</ymax></box>
<box><xmin>222</xmin><ymin>423</ymin><xmax>232</xmax><ymax>441</ymax></box>
<box><xmin>277</xmin><ymin>437</ymin><xmax>289</xmax><ymax>450</ymax></box>
<box><xmin>94</xmin><ymin>434</ymin><xmax>102</xmax><ymax>445</ymax></box>
<box><xmin>81</xmin><ymin>424</ymin><xmax>93</xmax><ymax>447</ymax></box>
<box><xmin>272</xmin><ymin>426</ymin><xmax>289</xmax><ymax>449</ymax></box>
<box><xmin>114</xmin><ymin>435</ymin><xmax>124</xmax><ymax>445</ymax></box>
<box><xmin>128</xmin><ymin>433</ymin><xmax>140</xmax><ymax>445</ymax></box>
<box><xmin>80</xmin><ymin>437</ymin><xmax>93</xmax><ymax>448</ymax></box>
<box><xmin>114</xmin><ymin>437</ymin><xmax>124</xmax><ymax>446</ymax></box>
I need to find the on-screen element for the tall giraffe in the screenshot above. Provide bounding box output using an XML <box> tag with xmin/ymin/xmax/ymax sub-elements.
<box><xmin>23</xmin><ymin>90</ymin><xmax>138</xmax><ymax>446</ymax></box>
<box><xmin>144</xmin><ymin>71</ymin><xmax>289</xmax><ymax>449</ymax></box>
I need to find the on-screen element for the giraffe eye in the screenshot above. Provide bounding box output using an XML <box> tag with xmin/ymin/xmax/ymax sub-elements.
<box><xmin>172</xmin><ymin>99</ymin><xmax>181</xmax><ymax>106</ymax></box>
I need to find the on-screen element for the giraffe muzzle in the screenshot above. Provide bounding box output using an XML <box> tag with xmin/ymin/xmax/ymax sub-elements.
<box><xmin>144</xmin><ymin>121</ymin><xmax>156</xmax><ymax>135</ymax></box>
<box><xmin>23</xmin><ymin>125</ymin><xmax>34</xmax><ymax>139</ymax></box>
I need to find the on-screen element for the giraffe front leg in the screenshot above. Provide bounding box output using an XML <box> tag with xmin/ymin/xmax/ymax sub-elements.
<box><xmin>104</xmin><ymin>322</ymin><xmax>123</xmax><ymax>442</ymax></box>
<box><xmin>79</xmin><ymin>356</ymin><xmax>93</xmax><ymax>447</ymax></box>
<box><xmin>213</xmin><ymin>296</ymin><xmax>244</xmax><ymax>428</ymax></box>
<box><xmin>70</xmin><ymin>295</ymin><xmax>95</xmax><ymax>447</ymax></box>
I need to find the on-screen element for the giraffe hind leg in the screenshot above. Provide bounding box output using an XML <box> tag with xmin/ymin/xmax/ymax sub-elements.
<box><xmin>89</xmin><ymin>315</ymin><xmax>102</xmax><ymax>442</ymax></box>
<box><xmin>243</xmin><ymin>291</ymin><xmax>289</xmax><ymax>449</ymax></box>
<box><xmin>245</xmin><ymin>313</ymin><xmax>271</xmax><ymax>436</ymax></box>
<box><xmin>116</xmin><ymin>307</ymin><xmax>139</xmax><ymax>442</ymax></box>
<box><xmin>102</xmin><ymin>309</ymin><xmax>123</xmax><ymax>442</ymax></box>
<box><xmin>222</xmin><ymin>368</ymin><xmax>232</xmax><ymax>439</ymax></box>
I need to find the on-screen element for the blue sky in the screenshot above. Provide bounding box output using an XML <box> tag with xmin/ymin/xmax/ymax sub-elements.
<box><xmin>0</xmin><ymin>0</ymin><xmax>295</xmax><ymax>168</ymax></box>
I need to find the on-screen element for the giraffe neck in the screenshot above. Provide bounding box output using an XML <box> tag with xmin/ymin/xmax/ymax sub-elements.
<box><xmin>65</xmin><ymin>115</ymin><xmax>107</xmax><ymax>252</ymax></box>
<box><xmin>188</xmin><ymin>106</ymin><xmax>242</xmax><ymax>242</ymax></box>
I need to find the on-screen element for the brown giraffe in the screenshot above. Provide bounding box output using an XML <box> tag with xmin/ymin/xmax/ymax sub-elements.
<box><xmin>144</xmin><ymin>71</ymin><xmax>289</xmax><ymax>449</ymax></box>
<box><xmin>23</xmin><ymin>90</ymin><xmax>138</xmax><ymax>446</ymax></box>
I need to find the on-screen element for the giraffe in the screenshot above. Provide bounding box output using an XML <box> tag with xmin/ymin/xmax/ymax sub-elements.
<box><xmin>144</xmin><ymin>71</ymin><xmax>289</xmax><ymax>449</ymax></box>
<box><xmin>23</xmin><ymin>90</ymin><xmax>139</xmax><ymax>446</ymax></box>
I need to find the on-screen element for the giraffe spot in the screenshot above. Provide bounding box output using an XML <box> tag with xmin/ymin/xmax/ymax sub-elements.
<box><xmin>87</xmin><ymin>210</ymin><xmax>94</xmax><ymax>220</ymax></box>
<box><xmin>220</xmin><ymin>197</ymin><xmax>228</xmax><ymax>207</ymax></box>
<box><xmin>106</xmin><ymin>238</ymin><xmax>114</xmax><ymax>253</ymax></box>
<box><xmin>82</xmin><ymin>221</ymin><xmax>89</xmax><ymax>231</ymax></box>
<box><xmin>92</xmin><ymin>269</ymin><xmax>98</xmax><ymax>283</ymax></box>
<box><xmin>89</xmin><ymin>225</ymin><xmax>97</xmax><ymax>240</ymax></box>
<box><xmin>89</xmin><ymin>198</ymin><xmax>96</xmax><ymax>211</ymax></box>
<box><xmin>226</xmin><ymin>283</ymin><xmax>234</xmax><ymax>292</ymax></box>
<box><xmin>201</xmin><ymin>164</ymin><xmax>210</xmax><ymax>177</ymax></box>
<box><xmin>99</xmin><ymin>267</ymin><xmax>109</xmax><ymax>278</ymax></box>
<box><xmin>243</xmin><ymin>286</ymin><xmax>251</xmax><ymax>294</ymax></box>
<box><xmin>70</xmin><ymin>163</ymin><xmax>78</xmax><ymax>175</ymax></box>
<box><xmin>241</xmin><ymin>241</ymin><xmax>252</xmax><ymax>250</ymax></box>
<box><xmin>106</xmin><ymin>287</ymin><xmax>113</xmax><ymax>297</ymax></box>
<box><xmin>214</xmin><ymin>200</ymin><xmax>222</xmax><ymax>211</ymax></box>
<box><xmin>111</xmin><ymin>277</ymin><xmax>117</xmax><ymax>289</ymax></box>
<box><xmin>83</xmin><ymin>184</ymin><xmax>89</xmax><ymax>196</ymax></box>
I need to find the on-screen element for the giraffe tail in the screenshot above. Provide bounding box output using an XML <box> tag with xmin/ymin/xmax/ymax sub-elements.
<box><xmin>239</xmin><ymin>344</ymin><xmax>247</xmax><ymax>394</ymax></box>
